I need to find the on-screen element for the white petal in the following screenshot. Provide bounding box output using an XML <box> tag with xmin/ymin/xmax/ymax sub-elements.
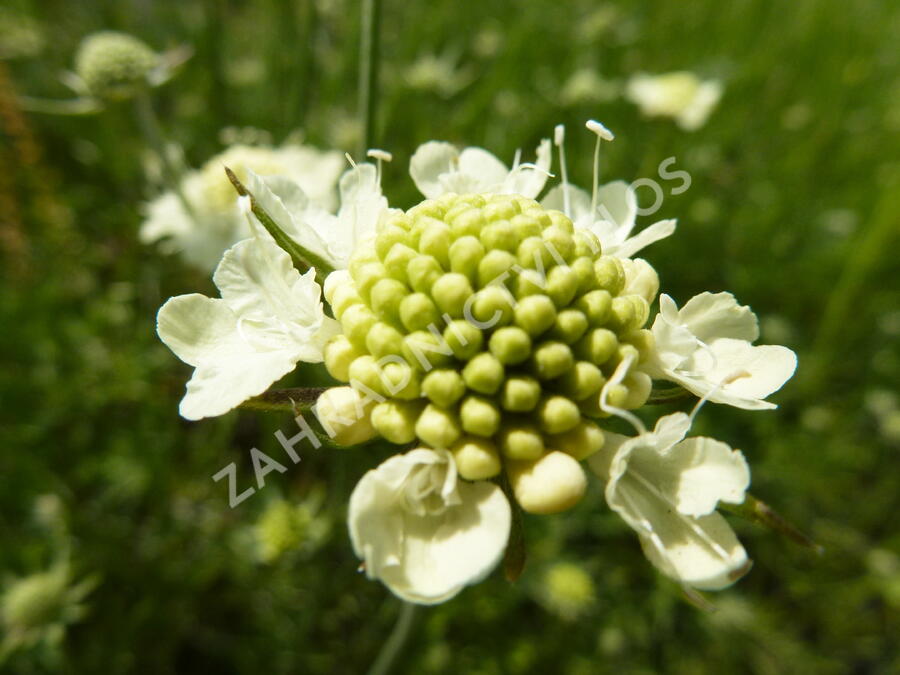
<box><xmin>348</xmin><ymin>451</ymin><xmax>511</xmax><ymax>604</ymax></box>
<box><xmin>701</xmin><ymin>339</ymin><xmax>797</xmax><ymax>409</ymax></box>
<box><xmin>611</xmin><ymin>218</ymin><xmax>677</xmax><ymax>259</ymax></box>
<box><xmin>676</xmin><ymin>80</ymin><xmax>723</xmax><ymax>131</ymax></box>
<box><xmin>456</xmin><ymin>146</ymin><xmax>510</xmax><ymax>193</ymax></box>
<box><xmin>157</xmin><ymin>294</ymin><xmax>299</xmax><ymax>420</ymax></box>
<box><xmin>502</xmin><ymin>138</ymin><xmax>552</xmax><ymax>198</ymax></box>
<box><xmin>621</xmin><ymin>258</ymin><xmax>660</xmax><ymax>304</ymax></box>
<box><xmin>594</xmin><ymin>180</ymin><xmax>638</xmax><ymax>244</ymax></box>
<box><xmin>634</xmin><ymin>437</ymin><xmax>750</xmax><ymax>518</ymax></box>
<box><xmin>678</xmin><ymin>292</ymin><xmax>759</xmax><ymax>343</ymax></box>
<box><xmin>331</xmin><ymin>164</ymin><xmax>388</xmax><ymax>265</ymax></box>
<box><xmin>541</xmin><ymin>183</ymin><xmax>592</xmax><ymax>221</ymax></box>
<box><xmin>410</xmin><ymin>141</ymin><xmax>459</xmax><ymax>198</ymax></box>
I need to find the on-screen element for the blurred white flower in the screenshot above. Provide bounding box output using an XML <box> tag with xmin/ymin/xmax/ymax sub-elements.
<box><xmin>558</xmin><ymin>69</ymin><xmax>620</xmax><ymax>107</ymax></box>
<box><xmin>349</xmin><ymin>448</ymin><xmax>510</xmax><ymax>604</ymax></box>
<box><xmin>156</xmin><ymin>236</ymin><xmax>340</xmax><ymax>420</ymax></box>
<box><xmin>625</xmin><ymin>71</ymin><xmax>723</xmax><ymax>131</ymax></box>
<box><xmin>140</xmin><ymin>143</ymin><xmax>345</xmax><ymax>270</ymax></box>
<box><xmin>589</xmin><ymin>412</ymin><xmax>751</xmax><ymax>590</ymax></box>
<box><xmin>646</xmin><ymin>293</ymin><xmax>798</xmax><ymax>410</ymax></box>
<box><xmin>403</xmin><ymin>51</ymin><xmax>474</xmax><ymax>98</ymax></box>
<box><xmin>410</xmin><ymin>139</ymin><xmax>552</xmax><ymax>200</ymax></box>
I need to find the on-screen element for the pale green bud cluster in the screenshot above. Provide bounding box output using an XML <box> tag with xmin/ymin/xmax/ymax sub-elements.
<box><xmin>74</xmin><ymin>31</ymin><xmax>158</xmax><ymax>100</ymax></box>
<box><xmin>323</xmin><ymin>192</ymin><xmax>653</xmax><ymax>513</ymax></box>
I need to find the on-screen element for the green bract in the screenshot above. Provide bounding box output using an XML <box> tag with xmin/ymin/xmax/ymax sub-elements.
<box><xmin>324</xmin><ymin>192</ymin><xmax>653</xmax><ymax>495</ymax></box>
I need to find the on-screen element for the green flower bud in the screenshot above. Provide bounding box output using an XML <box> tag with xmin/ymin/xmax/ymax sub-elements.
<box><xmin>371</xmin><ymin>400</ymin><xmax>423</xmax><ymax>444</ymax></box>
<box><xmin>514</xmin><ymin>294</ymin><xmax>557</xmax><ymax>336</ymax></box>
<box><xmin>315</xmin><ymin>387</ymin><xmax>377</xmax><ymax>446</ymax></box>
<box><xmin>480</xmin><ymin>220</ymin><xmax>519</xmax><ymax>252</ymax></box>
<box><xmin>451</xmin><ymin>437</ymin><xmax>502</xmax><ymax>480</ymax></box>
<box><xmin>449</xmin><ymin>235</ymin><xmax>486</xmax><ymax>282</ymax></box>
<box><xmin>531</xmin><ymin>341</ymin><xmax>575</xmax><ymax>380</ymax></box>
<box><xmin>537</xmin><ymin>395</ymin><xmax>581</xmax><ymax>434</ymax></box>
<box><xmin>348</xmin><ymin>355</ymin><xmax>387</xmax><ymax>396</ymax></box>
<box><xmin>352</xmin><ymin>261</ymin><xmax>389</xmax><ymax>303</ymax></box>
<box><xmin>594</xmin><ymin>256</ymin><xmax>625</xmax><ymax>295</ymax></box>
<box><xmin>462</xmin><ymin>352</ymin><xmax>505</xmax><ymax>394</ymax></box>
<box><xmin>432</xmin><ymin>272</ymin><xmax>473</xmax><ymax>318</ymax></box>
<box><xmin>603</xmin><ymin>383</ymin><xmax>629</xmax><ymax>409</ymax></box>
<box><xmin>604</xmin><ymin>343</ymin><xmax>641</xmax><ymax>375</ymax></box>
<box><xmin>576</xmin><ymin>289</ymin><xmax>612</xmax><ymax>327</ymax></box>
<box><xmin>571</xmin><ymin>256</ymin><xmax>597</xmax><ymax>295</ymax></box>
<box><xmin>547</xmin><ymin>210</ymin><xmax>575</xmax><ymax>234</ymax></box>
<box><xmin>407</xmin><ymin>255</ymin><xmax>443</xmax><ymax>293</ymax></box>
<box><xmin>449</xmin><ymin>207</ymin><xmax>485</xmax><ymax>238</ymax></box>
<box><xmin>331</xmin><ymin>284</ymin><xmax>363</xmax><ymax>320</ymax></box>
<box><xmin>399</xmin><ymin>292</ymin><xmax>441</xmax><ymax>332</ymax></box>
<box><xmin>508</xmin><ymin>451</ymin><xmax>586</xmax><ymax>514</ymax></box>
<box><xmin>542</xmin><ymin>225</ymin><xmax>575</xmax><ymax>263</ymax></box>
<box><xmin>370</xmin><ymin>279</ymin><xmax>408</xmax><ymax>325</ymax></box>
<box><xmin>408</xmin><ymin>200</ymin><xmax>446</xmax><ymax>221</ymax></box>
<box><xmin>382</xmin><ymin>360</ymin><xmax>420</xmax><ymax>400</ymax></box>
<box><xmin>607</xmin><ymin>295</ymin><xmax>636</xmax><ymax>332</ymax></box>
<box><xmin>574</xmin><ymin>328</ymin><xmax>618</xmax><ymax>365</ymax></box>
<box><xmin>623</xmin><ymin>329</ymin><xmax>654</xmax><ymax>363</ymax></box>
<box><xmin>421</xmin><ymin>369</ymin><xmax>467</xmax><ymax>408</ymax></box>
<box><xmin>375</xmin><ymin>225</ymin><xmax>409</xmax><ymax>260</ymax></box>
<box><xmin>415</xmin><ymin>404</ymin><xmax>462</xmax><ymax>448</ymax></box>
<box><xmin>443</xmin><ymin>319</ymin><xmax>484</xmax><ymax>359</ymax></box>
<box><xmin>622</xmin><ymin>372</ymin><xmax>652</xmax><ymax>410</ymax></box>
<box><xmin>341</xmin><ymin>304</ymin><xmax>378</xmax><ymax>349</ymax></box>
<box><xmin>522</xmin><ymin>207</ymin><xmax>552</xmax><ymax>229</ymax></box>
<box><xmin>549</xmin><ymin>308</ymin><xmax>589</xmax><ymax>344</ymax></box>
<box><xmin>515</xmin><ymin>269</ymin><xmax>550</xmax><ymax>300</ymax></box>
<box><xmin>556</xmin><ymin>361</ymin><xmax>605</xmax><ymax>401</ymax></box>
<box><xmin>499</xmin><ymin>422</ymin><xmax>545</xmax><ymax>460</ymax></box>
<box><xmin>478</xmin><ymin>250</ymin><xmax>517</xmax><ymax>288</ymax></box>
<box><xmin>75</xmin><ymin>31</ymin><xmax>158</xmax><ymax>100</ymax></box>
<box><xmin>324</xmin><ymin>335</ymin><xmax>364</xmax><ymax>381</ymax></box>
<box><xmin>384</xmin><ymin>243</ymin><xmax>417</xmax><ymax>283</ymax></box>
<box><xmin>366</xmin><ymin>322</ymin><xmax>405</xmax><ymax>359</ymax></box>
<box><xmin>500</xmin><ymin>375</ymin><xmax>542</xmax><ymax>412</ymax></box>
<box><xmin>419</xmin><ymin>219</ymin><xmax>452</xmax><ymax>269</ymax></box>
<box><xmin>348</xmin><ymin>248</ymin><xmax>379</xmax><ymax>277</ymax></box>
<box><xmin>460</xmin><ymin>395</ymin><xmax>502</xmax><ymax>437</ymax></box>
<box><xmin>517</xmin><ymin>236</ymin><xmax>554</xmax><ymax>270</ymax></box>
<box><xmin>483</xmin><ymin>198</ymin><xmax>520</xmax><ymax>221</ymax></box>
<box><xmin>573</xmin><ymin>231</ymin><xmax>602</xmax><ymax>259</ymax></box>
<box><xmin>403</xmin><ymin>331</ymin><xmax>454</xmax><ymax>371</ymax></box>
<box><xmin>545</xmin><ymin>265</ymin><xmax>579</xmax><ymax>308</ymax></box>
<box><xmin>471</xmin><ymin>286</ymin><xmax>515</xmax><ymax>327</ymax></box>
<box><xmin>549</xmin><ymin>419</ymin><xmax>605</xmax><ymax>461</ymax></box>
<box><xmin>489</xmin><ymin>326</ymin><xmax>532</xmax><ymax>365</ymax></box>
<box><xmin>509</xmin><ymin>213</ymin><xmax>543</xmax><ymax>240</ymax></box>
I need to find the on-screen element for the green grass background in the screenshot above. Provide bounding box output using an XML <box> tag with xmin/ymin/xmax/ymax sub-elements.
<box><xmin>2</xmin><ymin>0</ymin><xmax>899</xmax><ymax>672</ymax></box>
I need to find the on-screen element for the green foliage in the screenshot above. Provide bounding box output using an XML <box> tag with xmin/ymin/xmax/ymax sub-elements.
<box><xmin>2</xmin><ymin>0</ymin><xmax>898</xmax><ymax>672</ymax></box>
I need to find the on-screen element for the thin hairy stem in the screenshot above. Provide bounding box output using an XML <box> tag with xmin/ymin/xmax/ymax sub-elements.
<box><xmin>366</xmin><ymin>600</ymin><xmax>417</xmax><ymax>675</ymax></box>
<box><xmin>238</xmin><ymin>387</ymin><xmax>326</xmax><ymax>413</ymax></box>
<box><xmin>357</xmin><ymin>0</ymin><xmax>382</xmax><ymax>158</ymax></box>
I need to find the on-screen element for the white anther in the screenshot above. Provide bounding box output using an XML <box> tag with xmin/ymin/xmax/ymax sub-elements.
<box><xmin>554</xmin><ymin>124</ymin><xmax>565</xmax><ymax>146</ymax></box>
<box><xmin>586</xmin><ymin>119</ymin><xmax>615</xmax><ymax>141</ymax></box>
<box><xmin>367</xmin><ymin>149</ymin><xmax>393</xmax><ymax>162</ymax></box>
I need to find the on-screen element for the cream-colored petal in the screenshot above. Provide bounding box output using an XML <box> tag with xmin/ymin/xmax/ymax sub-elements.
<box><xmin>702</xmin><ymin>339</ymin><xmax>797</xmax><ymax>408</ymax></box>
<box><xmin>611</xmin><ymin>218</ymin><xmax>677</xmax><ymax>259</ymax></box>
<box><xmin>594</xmin><ymin>180</ymin><xmax>638</xmax><ymax>245</ymax></box>
<box><xmin>410</xmin><ymin>141</ymin><xmax>459</xmax><ymax>198</ymax></box>
<box><xmin>541</xmin><ymin>183</ymin><xmax>592</xmax><ymax>222</ymax></box>
<box><xmin>678</xmin><ymin>292</ymin><xmax>759</xmax><ymax>343</ymax></box>
<box><xmin>633</xmin><ymin>436</ymin><xmax>750</xmax><ymax>518</ymax></box>
<box><xmin>457</xmin><ymin>146</ymin><xmax>510</xmax><ymax>193</ymax></box>
<box><xmin>502</xmin><ymin>139</ymin><xmax>552</xmax><ymax>198</ymax></box>
<box><xmin>621</xmin><ymin>257</ymin><xmax>660</xmax><ymax>304</ymax></box>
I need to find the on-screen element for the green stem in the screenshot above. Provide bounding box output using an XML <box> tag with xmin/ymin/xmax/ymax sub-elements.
<box><xmin>367</xmin><ymin>601</ymin><xmax>417</xmax><ymax>675</ymax></box>
<box><xmin>647</xmin><ymin>385</ymin><xmax>694</xmax><ymax>405</ymax></box>
<box><xmin>238</xmin><ymin>387</ymin><xmax>325</xmax><ymax>413</ymax></box>
<box><xmin>133</xmin><ymin>92</ymin><xmax>196</xmax><ymax>220</ymax></box>
<box><xmin>357</xmin><ymin>0</ymin><xmax>381</xmax><ymax>157</ymax></box>
<box><xmin>722</xmin><ymin>494</ymin><xmax>823</xmax><ymax>555</ymax></box>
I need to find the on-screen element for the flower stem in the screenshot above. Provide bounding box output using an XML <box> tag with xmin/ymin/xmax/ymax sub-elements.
<box><xmin>367</xmin><ymin>600</ymin><xmax>417</xmax><ymax>675</ymax></box>
<box><xmin>133</xmin><ymin>92</ymin><xmax>196</xmax><ymax>220</ymax></box>
<box><xmin>238</xmin><ymin>387</ymin><xmax>326</xmax><ymax>413</ymax></box>
<box><xmin>357</xmin><ymin>0</ymin><xmax>381</xmax><ymax>157</ymax></box>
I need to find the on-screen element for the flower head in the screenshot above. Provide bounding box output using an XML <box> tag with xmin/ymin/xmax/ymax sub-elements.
<box><xmin>74</xmin><ymin>31</ymin><xmax>159</xmax><ymax>100</ymax></box>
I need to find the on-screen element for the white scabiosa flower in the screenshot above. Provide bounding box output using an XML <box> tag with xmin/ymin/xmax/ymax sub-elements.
<box><xmin>625</xmin><ymin>71</ymin><xmax>723</xmax><ymax>131</ymax></box>
<box><xmin>646</xmin><ymin>292</ymin><xmax>798</xmax><ymax>410</ymax></box>
<box><xmin>542</xmin><ymin>122</ymin><xmax>676</xmax><ymax>259</ymax></box>
<box><xmin>348</xmin><ymin>448</ymin><xmax>511</xmax><ymax>604</ymax></box>
<box><xmin>156</xmin><ymin>236</ymin><xmax>340</xmax><ymax>420</ymax></box>
<box><xmin>140</xmin><ymin>143</ymin><xmax>345</xmax><ymax>270</ymax></box>
<box><xmin>409</xmin><ymin>139</ymin><xmax>552</xmax><ymax>200</ymax></box>
<box><xmin>589</xmin><ymin>412</ymin><xmax>751</xmax><ymax>590</ymax></box>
